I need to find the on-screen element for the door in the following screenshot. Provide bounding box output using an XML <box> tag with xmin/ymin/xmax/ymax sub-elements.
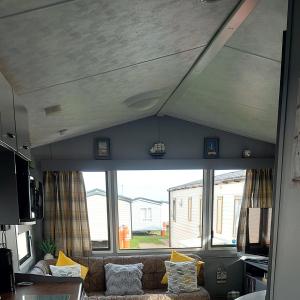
<box><xmin>0</xmin><ymin>73</ymin><xmax>17</xmax><ymax>151</ymax></box>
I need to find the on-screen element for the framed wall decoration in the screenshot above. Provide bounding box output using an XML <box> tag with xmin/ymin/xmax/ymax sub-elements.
<box><xmin>94</xmin><ymin>138</ymin><xmax>111</xmax><ymax>160</ymax></box>
<box><xmin>204</xmin><ymin>137</ymin><xmax>219</xmax><ymax>159</ymax></box>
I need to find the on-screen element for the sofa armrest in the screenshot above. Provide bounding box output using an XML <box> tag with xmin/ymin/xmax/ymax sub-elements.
<box><xmin>30</xmin><ymin>259</ymin><xmax>57</xmax><ymax>276</ymax></box>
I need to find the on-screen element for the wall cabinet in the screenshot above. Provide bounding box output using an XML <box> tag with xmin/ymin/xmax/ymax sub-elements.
<box><xmin>0</xmin><ymin>147</ymin><xmax>34</xmax><ymax>225</ymax></box>
<box><xmin>0</xmin><ymin>73</ymin><xmax>30</xmax><ymax>160</ymax></box>
<box><xmin>15</xmin><ymin>105</ymin><xmax>31</xmax><ymax>160</ymax></box>
<box><xmin>0</xmin><ymin>73</ymin><xmax>17</xmax><ymax>151</ymax></box>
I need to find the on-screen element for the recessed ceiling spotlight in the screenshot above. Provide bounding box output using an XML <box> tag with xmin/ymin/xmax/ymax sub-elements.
<box><xmin>58</xmin><ymin>129</ymin><xmax>68</xmax><ymax>136</ymax></box>
<box><xmin>44</xmin><ymin>104</ymin><xmax>62</xmax><ymax>116</ymax></box>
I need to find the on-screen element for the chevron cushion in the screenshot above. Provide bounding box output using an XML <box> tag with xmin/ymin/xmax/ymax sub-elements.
<box><xmin>104</xmin><ymin>263</ymin><xmax>144</xmax><ymax>296</ymax></box>
<box><xmin>165</xmin><ymin>261</ymin><xmax>199</xmax><ymax>294</ymax></box>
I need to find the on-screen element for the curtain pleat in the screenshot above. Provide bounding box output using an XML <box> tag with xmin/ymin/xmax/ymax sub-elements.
<box><xmin>44</xmin><ymin>171</ymin><xmax>92</xmax><ymax>257</ymax></box>
<box><xmin>237</xmin><ymin>169</ymin><xmax>273</xmax><ymax>252</ymax></box>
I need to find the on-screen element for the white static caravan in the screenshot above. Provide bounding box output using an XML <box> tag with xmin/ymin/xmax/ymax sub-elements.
<box><xmin>169</xmin><ymin>170</ymin><xmax>246</xmax><ymax>247</ymax></box>
<box><xmin>86</xmin><ymin>189</ymin><xmax>109</xmax><ymax>243</ymax></box>
<box><xmin>86</xmin><ymin>189</ymin><xmax>132</xmax><ymax>243</ymax></box>
<box><xmin>131</xmin><ymin>198</ymin><xmax>165</xmax><ymax>232</ymax></box>
<box><xmin>168</xmin><ymin>181</ymin><xmax>203</xmax><ymax>248</ymax></box>
<box><xmin>213</xmin><ymin>171</ymin><xmax>246</xmax><ymax>245</ymax></box>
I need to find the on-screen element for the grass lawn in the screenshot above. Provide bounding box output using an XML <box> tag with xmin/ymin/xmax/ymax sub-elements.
<box><xmin>130</xmin><ymin>230</ymin><xmax>169</xmax><ymax>249</ymax></box>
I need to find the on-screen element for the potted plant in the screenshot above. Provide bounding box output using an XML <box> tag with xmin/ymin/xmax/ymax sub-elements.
<box><xmin>40</xmin><ymin>240</ymin><xmax>56</xmax><ymax>260</ymax></box>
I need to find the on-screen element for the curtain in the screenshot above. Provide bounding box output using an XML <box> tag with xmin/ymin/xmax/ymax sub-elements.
<box><xmin>237</xmin><ymin>169</ymin><xmax>273</xmax><ymax>252</ymax></box>
<box><xmin>44</xmin><ymin>171</ymin><xmax>92</xmax><ymax>257</ymax></box>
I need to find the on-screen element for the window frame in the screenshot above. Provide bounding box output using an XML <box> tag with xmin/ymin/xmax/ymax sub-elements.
<box><xmin>17</xmin><ymin>231</ymin><xmax>32</xmax><ymax>266</ymax></box>
<box><xmin>188</xmin><ymin>197</ymin><xmax>192</xmax><ymax>222</ymax></box>
<box><xmin>89</xmin><ymin>169</ymin><xmax>244</xmax><ymax>254</ymax></box>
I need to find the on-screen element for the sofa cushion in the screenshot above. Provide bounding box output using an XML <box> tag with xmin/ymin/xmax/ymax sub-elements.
<box><xmin>86</xmin><ymin>287</ymin><xmax>210</xmax><ymax>300</ymax></box>
<box><xmin>105</xmin><ymin>263</ymin><xmax>144</xmax><ymax>296</ymax></box>
<box><xmin>49</xmin><ymin>264</ymin><xmax>81</xmax><ymax>277</ymax></box>
<box><xmin>161</xmin><ymin>251</ymin><xmax>205</xmax><ymax>285</ymax></box>
<box><xmin>56</xmin><ymin>251</ymin><xmax>89</xmax><ymax>280</ymax></box>
<box><xmin>165</xmin><ymin>261</ymin><xmax>199</xmax><ymax>294</ymax></box>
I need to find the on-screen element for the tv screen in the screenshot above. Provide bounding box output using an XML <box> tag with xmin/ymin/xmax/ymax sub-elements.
<box><xmin>245</xmin><ymin>208</ymin><xmax>272</xmax><ymax>257</ymax></box>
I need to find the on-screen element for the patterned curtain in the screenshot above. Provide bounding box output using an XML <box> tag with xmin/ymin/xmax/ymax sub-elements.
<box><xmin>237</xmin><ymin>169</ymin><xmax>273</xmax><ymax>252</ymax></box>
<box><xmin>44</xmin><ymin>171</ymin><xmax>92</xmax><ymax>257</ymax></box>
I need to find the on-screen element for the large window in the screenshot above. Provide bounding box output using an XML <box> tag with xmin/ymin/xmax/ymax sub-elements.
<box><xmin>81</xmin><ymin>168</ymin><xmax>251</xmax><ymax>251</ymax></box>
<box><xmin>17</xmin><ymin>231</ymin><xmax>31</xmax><ymax>265</ymax></box>
<box><xmin>117</xmin><ymin>170</ymin><xmax>203</xmax><ymax>250</ymax></box>
<box><xmin>212</xmin><ymin>170</ymin><xmax>246</xmax><ymax>246</ymax></box>
<box><xmin>83</xmin><ymin>172</ymin><xmax>109</xmax><ymax>250</ymax></box>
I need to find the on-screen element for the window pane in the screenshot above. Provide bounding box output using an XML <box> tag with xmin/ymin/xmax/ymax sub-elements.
<box><xmin>212</xmin><ymin>170</ymin><xmax>246</xmax><ymax>246</ymax></box>
<box><xmin>117</xmin><ymin>170</ymin><xmax>203</xmax><ymax>249</ymax></box>
<box><xmin>17</xmin><ymin>231</ymin><xmax>31</xmax><ymax>264</ymax></box>
<box><xmin>248</xmin><ymin>208</ymin><xmax>261</xmax><ymax>244</ymax></box>
<box><xmin>83</xmin><ymin>172</ymin><xmax>109</xmax><ymax>250</ymax></box>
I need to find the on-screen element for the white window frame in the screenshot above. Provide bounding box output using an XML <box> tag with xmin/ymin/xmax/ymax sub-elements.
<box><xmin>91</xmin><ymin>169</ymin><xmax>240</xmax><ymax>255</ymax></box>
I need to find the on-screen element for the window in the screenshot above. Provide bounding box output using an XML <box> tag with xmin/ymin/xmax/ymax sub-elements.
<box><xmin>172</xmin><ymin>198</ymin><xmax>177</xmax><ymax>222</ymax></box>
<box><xmin>141</xmin><ymin>208</ymin><xmax>152</xmax><ymax>221</ymax></box>
<box><xmin>83</xmin><ymin>172</ymin><xmax>109</xmax><ymax>250</ymax></box>
<box><xmin>233</xmin><ymin>196</ymin><xmax>242</xmax><ymax>236</ymax></box>
<box><xmin>216</xmin><ymin>197</ymin><xmax>223</xmax><ymax>234</ymax></box>
<box><xmin>212</xmin><ymin>170</ymin><xmax>246</xmax><ymax>246</ymax></box>
<box><xmin>17</xmin><ymin>231</ymin><xmax>31</xmax><ymax>265</ymax></box>
<box><xmin>188</xmin><ymin>197</ymin><xmax>192</xmax><ymax>222</ymax></box>
<box><xmin>117</xmin><ymin>170</ymin><xmax>203</xmax><ymax>249</ymax></box>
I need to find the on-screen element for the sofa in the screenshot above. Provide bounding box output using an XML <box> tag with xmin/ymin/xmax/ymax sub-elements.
<box><xmin>30</xmin><ymin>254</ymin><xmax>210</xmax><ymax>300</ymax></box>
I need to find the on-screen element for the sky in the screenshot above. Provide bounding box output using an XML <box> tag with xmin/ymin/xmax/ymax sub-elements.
<box><xmin>83</xmin><ymin>170</ymin><xmax>242</xmax><ymax>202</ymax></box>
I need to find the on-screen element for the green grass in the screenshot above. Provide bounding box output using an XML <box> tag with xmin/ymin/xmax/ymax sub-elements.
<box><xmin>130</xmin><ymin>230</ymin><xmax>169</xmax><ymax>249</ymax></box>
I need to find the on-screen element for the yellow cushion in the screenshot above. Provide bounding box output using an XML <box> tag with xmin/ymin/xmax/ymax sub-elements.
<box><xmin>161</xmin><ymin>250</ymin><xmax>204</xmax><ymax>285</ymax></box>
<box><xmin>56</xmin><ymin>251</ymin><xmax>88</xmax><ymax>280</ymax></box>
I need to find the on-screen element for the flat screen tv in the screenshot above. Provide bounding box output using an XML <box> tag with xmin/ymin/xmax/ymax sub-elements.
<box><xmin>245</xmin><ymin>208</ymin><xmax>272</xmax><ymax>257</ymax></box>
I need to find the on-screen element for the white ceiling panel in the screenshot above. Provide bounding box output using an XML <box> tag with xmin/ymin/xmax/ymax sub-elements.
<box><xmin>0</xmin><ymin>0</ymin><xmax>61</xmax><ymax>18</ymax></box>
<box><xmin>226</xmin><ymin>0</ymin><xmax>288</xmax><ymax>61</ymax></box>
<box><xmin>0</xmin><ymin>0</ymin><xmax>238</xmax><ymax>94</ymax></box>
<box><xmin>162</xmin><ymin>46</ymin><xmax>281</xmax><ymax>143</ymax></box>
<box><xmin>17</xmin><ymin>48</ymin><xmax>201</xmax><ymax>146</ymax></box>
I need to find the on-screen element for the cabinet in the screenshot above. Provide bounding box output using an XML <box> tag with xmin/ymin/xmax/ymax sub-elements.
<box><xmin>0</xmin><ymin>73</ymin><xmax>17</xmax><ymax>151</ymax></box>
<box><xmin>0</xmin><ymin>147</ymin><xmax>34</xmax><ymax>225</ymax></box>
<box><xmin>15</xmin><ymin>105</ymin><xmax>31</xmax><ymax>160</ymax></box>
<box><xmin>244</xmin><ymin>260</ymin><xmax>268</xmax><ymax>294</ymax></box>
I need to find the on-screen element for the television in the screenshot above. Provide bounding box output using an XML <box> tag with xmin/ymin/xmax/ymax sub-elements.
<box><xmin>245</xmin><ymin>208</ymin><xmax>272</xmax><ymax>257</ymax></box>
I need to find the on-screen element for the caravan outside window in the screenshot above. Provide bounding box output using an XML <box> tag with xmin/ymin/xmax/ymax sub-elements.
<box><xmin>83</xmin><ymin>172</ymin><xmax>110</xmax><ymax>250</ymax></box>
<box><xmin>212</xmin><ymin>170</ymin><xmax>246</xmax><ymax>247</ymax></box>
<box><xmin>116</xmin><ymin>170</ymin><xmax>203</xmax><ymax>250</ymax></box>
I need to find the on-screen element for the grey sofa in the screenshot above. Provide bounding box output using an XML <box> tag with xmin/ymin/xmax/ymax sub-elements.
<box><xmin>31</xmin><ymin>254</ymin><xmax>210</xmax><ymax>300</ymax></box>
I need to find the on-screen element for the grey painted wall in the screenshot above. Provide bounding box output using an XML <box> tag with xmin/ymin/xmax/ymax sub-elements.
<box><xmin>269</xmin><ymin>1</ymin><xmax>300</xmax><ymax>299</ymax></box>
<box><xmin>33</xmin><ymin>116</ymin><xmax>275</xmax><ymax>170</ymax></box>
<box><xmin>31</xmin><ymin>116</ymin><xmax>273</xmax><ymax>299</ymax></box>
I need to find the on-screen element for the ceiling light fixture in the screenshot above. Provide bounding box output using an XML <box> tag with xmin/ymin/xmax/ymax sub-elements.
<box><xmin>123</xmin><ymin>90</ymin><xmax>166</xmax><ymax>112</ymax></box>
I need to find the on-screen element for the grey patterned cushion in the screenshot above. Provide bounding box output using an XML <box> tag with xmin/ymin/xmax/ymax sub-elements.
<box><xmin>165</xmin><ymin>261</ymin><xmax>199</xmax><ymax>294</ymax></box>
<box><xmin>49</xmin><ymin>264</ymin><xmax>81</xmax><ymax>277</ymax></box>
<box><xmin>104</xmin><ymin>263</ymin><xmax>144</xmax><ymax>296</ymax></box>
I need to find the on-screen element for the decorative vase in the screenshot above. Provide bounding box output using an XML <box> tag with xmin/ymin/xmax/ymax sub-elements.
<box><xmin>44</xmin><ymin>253</ymin><xmax>54</xmax><ymax>260</ymax></box>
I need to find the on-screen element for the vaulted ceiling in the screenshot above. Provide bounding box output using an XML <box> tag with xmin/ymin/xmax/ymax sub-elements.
<box><xmin>0</xmin><ymin>0</ymin><xmax>288</xmax><ymax>146</ymax></box>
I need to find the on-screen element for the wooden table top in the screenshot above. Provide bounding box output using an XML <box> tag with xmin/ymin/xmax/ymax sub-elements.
<box><xmin>0</xmin><ymin>281</ymin><xmax>82</xmax><ymax>300</ymax></box>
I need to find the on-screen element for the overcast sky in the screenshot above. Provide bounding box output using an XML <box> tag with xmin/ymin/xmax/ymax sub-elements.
<box><xmin>83</xmin><ymin>170</ymin><xmax>240</xmax><ymax>202</ymax></box>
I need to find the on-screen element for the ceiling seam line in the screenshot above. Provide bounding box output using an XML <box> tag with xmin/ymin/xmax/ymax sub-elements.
<box><xmin>18</xmin><ymin>45</ymin><xmax>206</xmax><ymax>96</ymax></box>
<box><xmin>0</xmin><ymin>0</ymin><xmax>77</xmax><ymax>20</ymax></box>
<box><xmin>224</xmin><ymin>45</ymin><xmax>281</xmax><ymax>63</ymax></box>
<box><xmin>154</xmin><ymin>0</ymin><xmax>259</xmax><ymax>116</ymax></box>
